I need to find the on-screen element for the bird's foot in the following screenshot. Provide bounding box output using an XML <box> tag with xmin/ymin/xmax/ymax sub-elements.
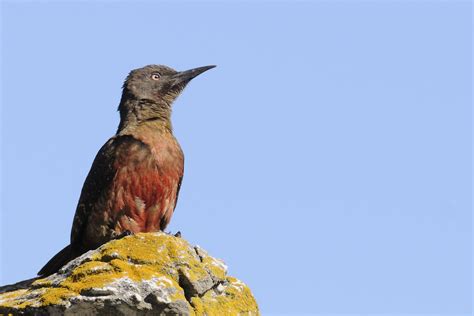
<box><xmin>114</xmin><ymin>230</ymin><xmax>132</xmax><ymax>240</ymax></box>
<box><xmin>165</xmin><ymin>230</ymin><xmax>182</xmax><ymax>238</ymax></box>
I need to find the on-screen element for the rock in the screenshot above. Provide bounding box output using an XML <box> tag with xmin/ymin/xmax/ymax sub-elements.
<box><xmin>0</xmin><ymin>232</ymin><xmax>259</xmax><ymax>315</ymax></box>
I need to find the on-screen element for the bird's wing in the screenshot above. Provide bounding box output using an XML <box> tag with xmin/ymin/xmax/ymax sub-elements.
<box><xmin>174</xmin><ymin>176</ymin><xmax>183</xmax><ymax>212</ymax></box>
<box><xmin>70</xmin><ymin>135</ymin><xmax>150</xmax><ymax>247</ymax></box>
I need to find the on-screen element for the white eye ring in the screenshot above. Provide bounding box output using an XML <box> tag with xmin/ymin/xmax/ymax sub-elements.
<box><xmin>151</xmin><ymin>73</ymin><xmax>161</xmax><ymax>80</ymax></box>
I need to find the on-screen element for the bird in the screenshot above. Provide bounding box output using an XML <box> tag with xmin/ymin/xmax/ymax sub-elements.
<box><xmin>38</xmin><ymin>64</ymin><xmax>215</xmax><ymax>276</ymax></box>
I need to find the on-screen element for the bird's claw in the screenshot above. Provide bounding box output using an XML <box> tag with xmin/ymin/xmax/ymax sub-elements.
<box><xmin>164</xmin><ymin>230</ymin><xmax>182</xmax><ymax>238</ymax></box>
<box><xmin>115</xmin><ymin>230</ymin><xmax>132</xmax><ymax>240</ymax></box>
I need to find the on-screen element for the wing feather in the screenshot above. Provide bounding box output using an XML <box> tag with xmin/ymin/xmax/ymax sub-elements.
<box><xmin>70</xmin><ymin>133</ymin><xmax>183</xmax><ymax>249</ymax></box>
<box><xmin>70</xmin><ymin>135</ymin><xmax>150</xmax><ymax>247</ymax></box>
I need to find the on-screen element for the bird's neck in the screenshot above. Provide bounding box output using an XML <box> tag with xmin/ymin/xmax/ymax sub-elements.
<box><xmin>117</xmin><ymin>98</ymin><xmax>172</xmax><ymax>135</ymax></box>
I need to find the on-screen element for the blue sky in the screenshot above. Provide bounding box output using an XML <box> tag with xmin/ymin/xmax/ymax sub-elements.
<box><xmin>1</xmin><ymin>1</ymin><xmax>471</xmax><ymax>314</ymax></box>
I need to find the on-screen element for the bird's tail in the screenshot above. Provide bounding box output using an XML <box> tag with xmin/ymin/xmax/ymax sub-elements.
<box><xmin>37</xmin><ymin>244</ymin><xmax>75</xmax><ymax>276</ymax></box>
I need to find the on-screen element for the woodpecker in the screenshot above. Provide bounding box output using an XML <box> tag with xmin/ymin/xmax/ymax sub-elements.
<box><xmin>38</xmin><ymin>64</ymin><xmax>215</xmax><ymax>276</ymax></box>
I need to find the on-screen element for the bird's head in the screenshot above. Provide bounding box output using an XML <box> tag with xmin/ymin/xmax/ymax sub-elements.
<box><xmin>118</xmin><ymin>64</ymin><xmax>215</xmax><ymax>132</ymax></box>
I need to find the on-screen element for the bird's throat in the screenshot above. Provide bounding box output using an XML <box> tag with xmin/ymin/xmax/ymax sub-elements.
<box><xmin>117</xmin><ymin>99</ymin><xmax>172</xmax><ymax>134</ymax></box>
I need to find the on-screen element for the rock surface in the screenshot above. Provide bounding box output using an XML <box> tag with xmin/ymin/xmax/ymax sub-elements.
<box><xmin>0</xmin><ymin>232</ymin><xmax>259</xmax><ymax>315</ymax></box>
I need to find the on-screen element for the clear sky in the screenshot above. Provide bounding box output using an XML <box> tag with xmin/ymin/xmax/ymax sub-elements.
<box><xmin>0</xmin><ymin>1</ymin><xmax>471</xmax><ymax>314</ymax></box>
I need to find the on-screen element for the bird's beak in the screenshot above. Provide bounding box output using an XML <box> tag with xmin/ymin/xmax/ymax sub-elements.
<box><xmin>170</xmin><ymin>65</ymin><xmax>216</xmax><ymax>86</ymax></box>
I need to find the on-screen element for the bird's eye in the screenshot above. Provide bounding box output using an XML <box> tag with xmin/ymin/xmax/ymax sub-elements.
<box><xmin>151</xmin><ymin>73</ymin><xmax>161</xmax><ymax>80</ymax></box>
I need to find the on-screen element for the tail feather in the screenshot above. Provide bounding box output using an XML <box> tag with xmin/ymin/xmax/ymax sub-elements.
<box><xmin>38</xmin><ymin>244</ymin><xmax>75</xmax><ymax>276</ymax></box>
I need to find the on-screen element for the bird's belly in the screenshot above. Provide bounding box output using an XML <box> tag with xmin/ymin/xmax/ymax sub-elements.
<box><xmin>113</xmin><ymin>172</ymin><xmax>179</xmax><ymax>233</ymax></box>
<box><xmin>117</xmin><ymin>192</ymin><xmax>175</xmax><ymax>234</ymax></box>
<box><xmin>85</xmin><ymin>169</ymin><xmax>180</xmax><ymax>247</ymax></box>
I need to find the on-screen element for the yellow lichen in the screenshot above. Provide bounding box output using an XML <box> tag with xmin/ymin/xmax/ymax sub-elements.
<box><xmin>0</xmin><ymin>289</ymin><xmax>28</xmax><ymax>307</ymax></box>
<box><xmin>32</xmin><ymin>278</ymin><xmax>52</xmax><ymax>288</ymax></box>
<box><xmin>191</xmin><ymin>277</ymin><xmax>259</xmax><ymax>316</ymax></box>
<box><xmin>0</xmin><ymin>233</ymin><xmax>259</xmax><ymax>314</ymax></box>
<box><xmin>38</xmin><ymin>287</ymin><xmax>75</xmax><ymax>306</ymax></box>
<box><xmin>201</xmin><ymin>256</ymin><xmax>226</xmax><ymax>280</ymax></box>
<box><xmin>55</xmin><ymin>233</ymin><xmax>207</xmax><ymax>297</ymax></box>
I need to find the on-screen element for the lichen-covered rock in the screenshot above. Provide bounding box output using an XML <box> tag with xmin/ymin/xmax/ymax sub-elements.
<box><xmin>0</xmin><ymin>232</ymin><xmax>259</xmax><ymax>315</ymax></box>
